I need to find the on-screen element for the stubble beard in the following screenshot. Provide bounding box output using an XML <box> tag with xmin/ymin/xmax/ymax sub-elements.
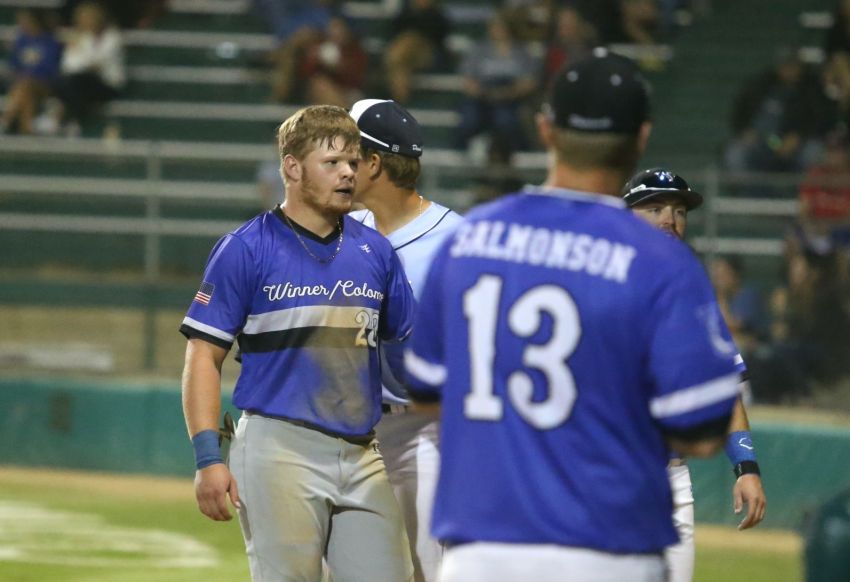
<box><xmin>302</xmin><ymin>167</ymin><xmax>352</xmax><ymax>218</ymax></box>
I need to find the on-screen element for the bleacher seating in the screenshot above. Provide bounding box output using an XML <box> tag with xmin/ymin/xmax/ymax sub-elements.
<box><xmin>0</xmin><ymin>0</ymin><xmax>829</xmax><ymax>288</ymax></box>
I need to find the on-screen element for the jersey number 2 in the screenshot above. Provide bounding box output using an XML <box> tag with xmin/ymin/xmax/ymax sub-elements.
<box><xmin>463</xmin><ymin>275</ymin><xmax>580</xmax><ymax>429</ymax></box>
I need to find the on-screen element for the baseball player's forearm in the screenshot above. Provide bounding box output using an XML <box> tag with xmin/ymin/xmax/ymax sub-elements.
<box><xmin>181</xmin><ymin>338</ymin><xmax>228</xmax><ymax>438</ymax></box>
<box><xmin>728</xmin><ymin>396</ymin><xmax>750</xmax><ymax>432</ymax></box>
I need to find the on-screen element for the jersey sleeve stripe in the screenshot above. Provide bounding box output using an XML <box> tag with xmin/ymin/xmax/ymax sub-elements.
<box><xmin>181</xmin><ymin>317</ymin><xmax>236</xmax><ymax>343</ymax></box>
<box><xmin>243</xmin><ymin>306</ymin><xmax>380</xmax><ymax>334</ymax></box>
<box><xmin>404</xmin><ymin>349</ymin><xmax>447</xmax><ymax>386</ymax></box>
<box><xmin>650</xmin><ymin>372</ymin><xmax>740</xmax><ymax>419</ymax></box>
<box><xmin>180</xmin><ymin>325</ymin><xmax>233</xmax><ymax>350</ymax></box>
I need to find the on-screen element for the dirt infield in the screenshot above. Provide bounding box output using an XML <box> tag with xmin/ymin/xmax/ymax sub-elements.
<box><xmin>697</xmin><ymin>524</ymin><xmax>802</xmax><ymax>554</ymax></box>
<box><xmin>0</xmin><ymin>466</ymin><xmax>194</xmax><ymax>502</ymax></box>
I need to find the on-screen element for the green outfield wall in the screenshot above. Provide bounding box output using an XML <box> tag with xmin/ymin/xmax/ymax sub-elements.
<box><xmin>1</xmin><ymin>377</ymin><xmax>848</xmax><ymax>530</ymax></box>
<box><xmin>0</xmin><ymin>378</ymin><xmax>238</xmax><ymax>477</ymax></box>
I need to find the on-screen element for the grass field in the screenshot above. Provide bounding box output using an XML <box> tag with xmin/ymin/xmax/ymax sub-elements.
<box><xmin>0</xmin><ymin>467</ymin><xmax>803</xmax><ymax>582</ymax></box>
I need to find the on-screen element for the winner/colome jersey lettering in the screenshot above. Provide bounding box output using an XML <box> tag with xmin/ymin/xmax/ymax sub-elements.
<box><xmin>181</xmin><ymin>207</ymin><xmax>415</xmax><ymax>436</ymax></box>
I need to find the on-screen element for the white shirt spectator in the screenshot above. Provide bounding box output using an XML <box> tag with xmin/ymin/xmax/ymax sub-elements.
<box><xmin>61</xmin><ymin>27</ymin><xmax>125</xmax><ymax>89</ymax></box>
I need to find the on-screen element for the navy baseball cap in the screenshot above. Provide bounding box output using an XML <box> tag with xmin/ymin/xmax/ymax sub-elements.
<box><xmin>349</xmin><ymin>99</ymin><xmax>423</xmax><ymax>158</ymax></box>
<box><xmin>547</xmin><ymin>48</ymin><xmax>650</xmax><ymax>134</ymax></box>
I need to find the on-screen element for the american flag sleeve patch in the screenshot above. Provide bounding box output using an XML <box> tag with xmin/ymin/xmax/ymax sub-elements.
<box><xmin>194</xmin><ymin>281</ymin><xmax>215</xmax><ymax>305</ymax></box>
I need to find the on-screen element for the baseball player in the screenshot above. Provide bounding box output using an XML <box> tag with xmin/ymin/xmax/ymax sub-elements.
<box><xmin>405</xmin><ymin>50</ymin><xmax>740</xmax><ymax>582</ymax></box>
<box><xmin>180</xmin><ymin>105</ymin><xmax>416</xmax><ymax>581</ymax></box>
<box><xmin>349</xmin><ymin>98</ymin><xmax>464</xmax><ymax>582</ymax></box>
<box><xmin>622</xmin><ymin>167</ymin><xmax>767</xmax><ymax>582</ymax></box>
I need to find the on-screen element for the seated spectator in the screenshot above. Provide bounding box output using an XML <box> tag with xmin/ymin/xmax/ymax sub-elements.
<box><xmin>796</xmin><ymin>131</ymin><xmax>850</xmax><ymax>255</ymax></box>
<box><xmin>542</xmin><ymin>6</ymin><xmax>595</xmax><ymax>90</ymax></box>
<box><xmin>297</xmin><ymin>16</ymin><xmax>367</xmax><ymax>107</ymax></box>
<box><xmin>262</xmin><ymin>0</ymin><xmax>336</xmax><ymax>102</ymax></box>
<box><xmin>723</xmin><ymin>49</ymin><xmax>829</xmax><ymax>174</ymax></box>
<box><xmin>44</xmin><ymin>1</ymin><xmax>125</xmax><ymax>137</ymax></box>
<box><xmin>826</xmin><ymin>0</ymin><xmax>850</xmax><ymax>58</ymax></box>
<box><xmin>750</xmin><ymin>250</ymin><xmax>850</xmax><ymax>402</ymax></box>
<box><xmin>620</xmin><ymin>0</ymin><xmax>660</xmax><ymax>45</ymax></box>
<box><xmin>455</xmin><ymin>12</ymin><xmax>539</xmax><ymax>163</ymax></box>
<box><xmin>820</xmin><ymin>52</ymin><xmax>850</xmax><ymax>143</ymax></box>
<box><xmin>574</xmin><ymin>0</ymin><xmax>625</xmax><ymax>45</ymax></box>
<box><xmin>502</xmin><ymin>0</ymin><xmax>556</xmax><ymax>43</ymax></box>
<box><xmin>1</xmin><ymin>8</ymin><xmax>62</xmax><ymax>135</ymax></box>
<box><xmin>252</xmin><ymin>0</ymin><xmax>336</xmax><ymax>45</ymax></box>
<box><xmin>383</xmin><ymin>0</ymin><xmax>451</xmax><ymax>104</ymax></box>
<box><xmin>709</xmin><ymin>255</ymin><xmax>767</xmax><ymax>355</ymax></box>
<box><xmin>61</xmin><ymin>0</ymin><xmax>166</xmax><ymax>29</ymax></box>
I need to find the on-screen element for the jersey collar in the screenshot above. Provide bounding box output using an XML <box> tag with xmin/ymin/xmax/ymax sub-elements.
<box><xmin>522</xmin><ymin>185</ymin><xmax>627</xmax><ymax>208</ymax></box>
<box><xmin>358</xmin><ymin>203</ymin><xmax>453</xmax><ymax>250</ymax></box>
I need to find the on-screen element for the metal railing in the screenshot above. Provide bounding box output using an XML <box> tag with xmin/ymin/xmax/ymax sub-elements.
<box><xmin>0</xmin><ymin>135</ymin><xmax>818</xmax><ymax>368</ymax></box>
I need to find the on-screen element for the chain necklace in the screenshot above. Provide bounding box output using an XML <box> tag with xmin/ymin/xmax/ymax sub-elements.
<box><xmin>281</xmin><ymin>206</ymin><xmax>344</xmax><ymax>264</ymax></box>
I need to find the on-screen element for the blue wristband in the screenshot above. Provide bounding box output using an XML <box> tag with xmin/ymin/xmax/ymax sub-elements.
<box><xmin>192</xmin><ymin>429</ymin><xmax>223</xmax><ymax>470</ymax></box>
<box><xmin>725</xmin><ymin>430</ymin><xmax>757</xmax><ymax>466</ymax></box>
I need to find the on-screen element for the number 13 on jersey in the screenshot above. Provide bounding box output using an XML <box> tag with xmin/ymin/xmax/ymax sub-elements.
<box><xmin>463</xmin><ymin>275</ymin><xmax>581</xmax><ymax>430</ymax></box>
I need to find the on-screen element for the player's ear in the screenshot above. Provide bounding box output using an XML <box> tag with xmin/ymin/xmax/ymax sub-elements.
<box><xmin>536</xmin><ymin>112</ymin><xmax>555</xmax><ymax>149</ymax></box>
<box><xmin>282</xmin><ymin>154</ymin><xmax>301</xmax><ymax>183</ymax></box>
<box><xmin>368</xmin><ymin>152</ymin><xmax>383</xmax><ymax>181</ymax></box>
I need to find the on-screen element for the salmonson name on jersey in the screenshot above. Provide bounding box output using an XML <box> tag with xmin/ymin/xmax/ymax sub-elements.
<box><xmin>449</xmin><ymin>220</ymin><xmax>636</xmax><ymax>283</ymax></box>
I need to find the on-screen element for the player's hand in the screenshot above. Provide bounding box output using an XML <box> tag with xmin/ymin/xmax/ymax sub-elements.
<box><xmin>733</xmin><ymin>474</ymin><xmax>766</xmax><ymax>530</ymax></box>
<box><xmin>194</xmin><ymin>463</ymin><xmax>241</xmax><ymax>521</ymax></box>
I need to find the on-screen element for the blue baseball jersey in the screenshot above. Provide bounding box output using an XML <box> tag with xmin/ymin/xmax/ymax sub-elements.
<box><xmin>352</xmin><ymin>202</ymin><xmax>464</xmax><ymax>403</ymax></box>
<box><xmin>180</xmin><ymin>206</ymin><xmax>415</xmax><ymax>436</ymax></box>
<box><xmin>405</xmin><ymin>187</ymin><xmax>739</xmax><ymax>553</ymax></box>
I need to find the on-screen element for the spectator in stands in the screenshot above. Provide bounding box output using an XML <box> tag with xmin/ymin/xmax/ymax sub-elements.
<box><xmin>43</xmin><ymin>1</ymin><xmax>125</xmax><ymax>137</ymax></box>
<box><xmin>751</xmin><ymin>249</ymin><xmax>850</xmax><ymax>402</ymax></box>
<box><xmin>821</xmin><ymin>52</ymin><xmax>850</xmax><ymax>136</ymax></box>
<box><xmin>0</xmin><ymin>9</ymin><xmax>62</xmax><ymax>135</ymax></box>
<box><xmin>252</xmin><ymin>0</ymin><xmax>337</xmax><ymax>45</ymax></box>
<box><xmin>709</xmin><ymin>255</ymin><xmax>767</xmax><ymax>355</ymax></box>
<box><xmin>297</xmin><ymin>16</ymin><xmax>367</xmax><ymax>107</ymax></box>
<box><xmin>267</xmin><ymin>0</ymin><xmax>337</xmax><ymax>102</ymax></box>
<box><xmin>383</xmin><ymin>0</ymin><xmax>451</xmax><ymax>104</ymax></box>
<box><xmin>62</xmin><ymin>0</ymin><xmax>166</xmax><ymax>29</ymax></box>
<box><xmin>542</xmin><ymin>6</ymin><xmax>595</xmax><ymax>90</ymax></box>
<box><xmin>455</xmin><ymin>11</ymin><xmax>539</xmax><ymax>163</ymax></box>
<box><xmin>621</xmin><ymin>0</ymin><xmax>660</xmax><ymax>45</ymax></box>
<box><xmin>795</xmin><ymin>131</ymin><xmax>850</xmax><ymax>256</ymax></box>
<box><xmin>723</xmin><ymin>48</ymin><xmax>829</xmax><ymax>174</ymax></box>
<box><xmin>825</xmin><ymin>0</ymin><xmax>850</xmax><ymax>58</ymax></box>
<box><xmin>573</xmin><ymin>0</ymin><xmax>624</xmax><ymax>45</ymax></box>
<box><xmin>502</xmin><ymin>0</ymin><xmax>557</xmax><ymax>43</ymax></box>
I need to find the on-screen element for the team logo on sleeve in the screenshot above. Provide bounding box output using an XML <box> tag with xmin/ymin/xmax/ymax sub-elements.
<box><xmin>194</xmin><ymin>281</ymin><xmax>215</xmax><ymax>305</ymax></box>
<box><xmin>697</xmin><ymin>303</ymin><xmax>736</xmax><ymax>357</ymax></box>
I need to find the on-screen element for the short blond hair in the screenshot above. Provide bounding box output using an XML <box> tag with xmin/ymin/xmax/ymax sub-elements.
<box><xmin>277</xmin><ymin>105</ymin><xmax>360</xmax><ymax>163</ymax></box>
<box><xmin>362</xmin><ymin>146</ymin><xmax>421</xmax><ymax>190</ymax></box>
<box><xmin>552</xmin><ymin>129</ymin><xmax>641</xmax><ymax>175</ymax></box>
